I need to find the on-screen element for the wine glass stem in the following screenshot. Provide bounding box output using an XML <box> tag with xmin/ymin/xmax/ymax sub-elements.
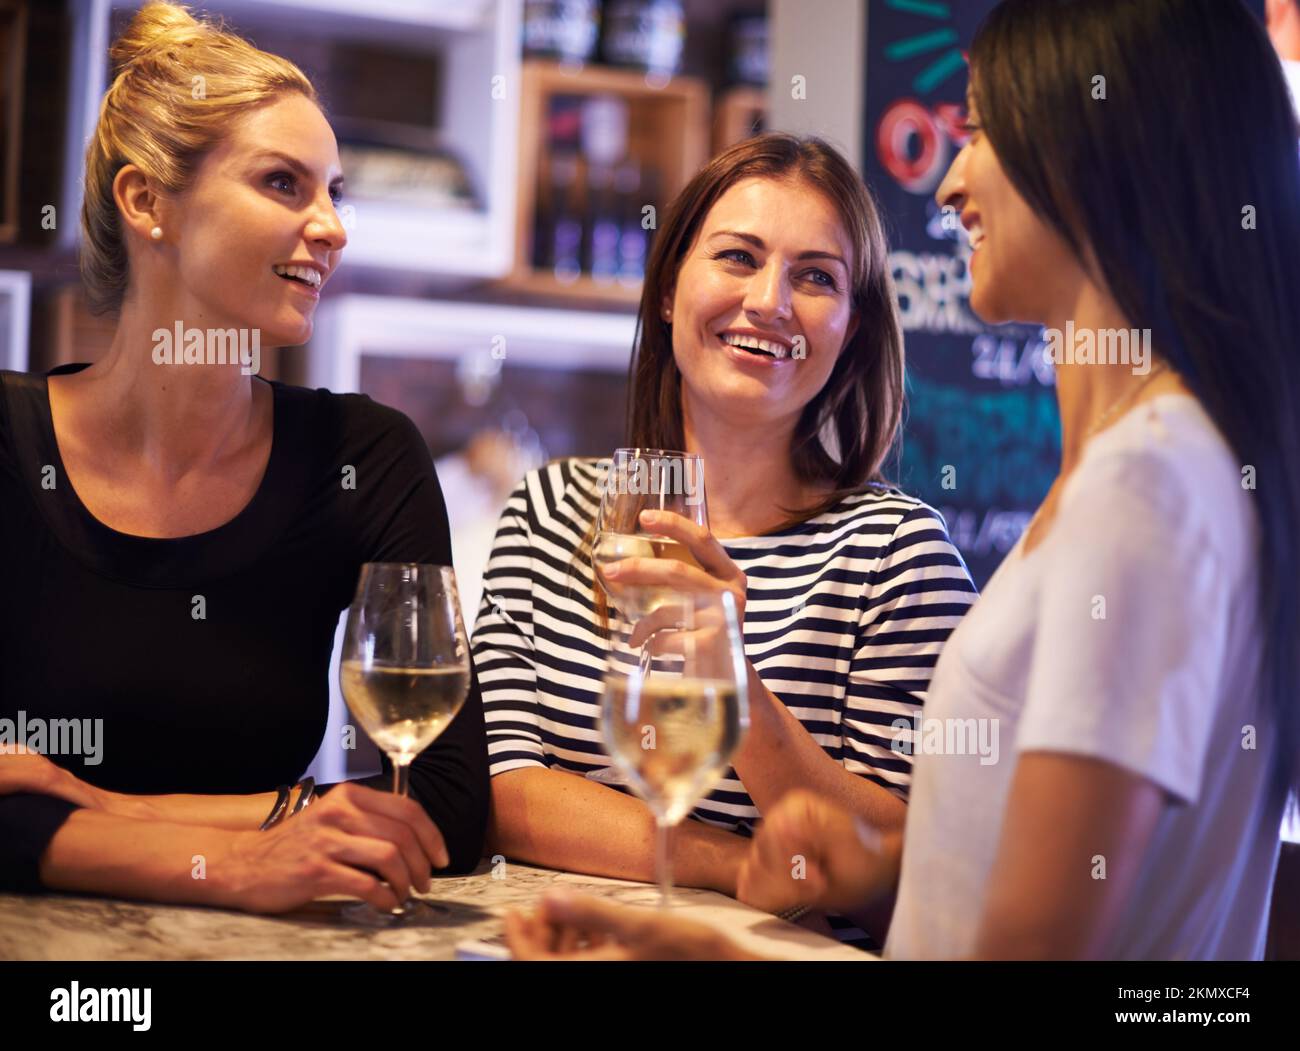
<box><xmin>655</xmin><ymin>817</ymin><xmax>673</xmax><ymax>909</ymax></box>
<box><xmin>393</xmin><ymin>757</ymin><xmax>411</xmax><ymax>798</ymax></box>
<box><xmin>389</xmin><ymin>758</ymin><xmax>415</xmax><ymax>916</ymax></box>
<box><xmin>638</xmin><ymin>628</ymin><xmax>657</xmax><ymax>677</ymax></box>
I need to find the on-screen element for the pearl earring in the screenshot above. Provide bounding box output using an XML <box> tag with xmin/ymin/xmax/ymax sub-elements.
<box><xmin>150</xmin><ymin>226</ymin><xmax>163</xmax><ymax>241</ymax></box>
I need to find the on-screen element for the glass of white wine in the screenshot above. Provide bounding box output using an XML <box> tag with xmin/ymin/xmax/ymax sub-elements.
<box><xmin>592</xmin><ymin>448</ymin><xmax>708</xmax><ymax>622</ymax></box>
<box><xmin>338</xmin><ymin>563</ymin><xmax>470</xmax><ymax>927</ymax></box>
<box><xmin>589</xmin><ymin>448</ymin><xmax>709</xmax><ymax>787</ymax></box>
<box><xmin>600</xmin><ymin>588</ymin><xmax>749</xmax><ymax>908</ymax></box>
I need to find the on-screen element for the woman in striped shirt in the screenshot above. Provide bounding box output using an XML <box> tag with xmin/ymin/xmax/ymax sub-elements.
<box><xmin>472</xmin><ymin>133</ymin><xmax>976</xmax><ymax>944</ymax></box>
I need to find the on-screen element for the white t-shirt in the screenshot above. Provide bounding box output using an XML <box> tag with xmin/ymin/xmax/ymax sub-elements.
<box><xmin>885</xmin><ymin>394</ymin><xmax>1289</xmax><ymax>960</ymax></box>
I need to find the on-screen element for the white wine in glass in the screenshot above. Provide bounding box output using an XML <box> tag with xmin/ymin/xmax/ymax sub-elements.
<box><xmin>592</xmin><ymin>448</ymin><xmax>708</xmax><ymax>618</ymax></box>
<box><xmin>603</xmin><ymin>676</ymin><xmax>742</xmax><ymax>824</ymax></box>
<box><xmin>339</xmin><ymin>563</ymin><xmax>470</xmax><ymax>927</ymax></box>
<box><xmin>339</xmin><ymin>662</ymin><xmax>470</xmax><ymax>758</ymax></box>
<box><xmin>592</xmin><ymin>532</ymin><xmax>706</xmax><ymax>620</ymax></box>
<box><xmin>600</xmin><ymin>589</ymin><xmax>749</xmax><ymax>907</ymax></box>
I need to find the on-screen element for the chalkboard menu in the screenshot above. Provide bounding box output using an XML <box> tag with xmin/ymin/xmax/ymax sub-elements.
<box><xmin>862</xmin><ymin>0</ymin><xmax>1060</xmax><ymax>587</ymax></box>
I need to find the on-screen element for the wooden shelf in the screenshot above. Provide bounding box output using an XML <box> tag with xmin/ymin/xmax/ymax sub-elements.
<box><xmin>494</xmin><ymin>269</ymin><xmax>645</xmax><ymax>307</ymax></box>
<box><xmin>499</xmin><ymin>59</ymin><xmax>710</xmax><ymax>307</ymax></box>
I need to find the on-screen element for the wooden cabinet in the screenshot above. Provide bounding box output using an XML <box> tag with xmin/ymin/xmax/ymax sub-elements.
<box><xmin>499</xmin><ymin>59</ymin><xmax>709</xmax><ymax>306</ymax></box>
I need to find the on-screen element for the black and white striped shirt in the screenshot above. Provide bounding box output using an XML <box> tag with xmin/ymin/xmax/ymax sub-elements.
<box><xmin>472</xmin><ymin>458</ymin><xmax>977</xmax><ymax>821</ymax></box>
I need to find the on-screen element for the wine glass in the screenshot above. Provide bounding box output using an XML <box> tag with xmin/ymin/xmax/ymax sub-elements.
<box><xmin>589</xmin><ymin>448</ymin><xmax>709</xmax><ymax>786</ymax></box>
<box><xmin>338</xmin><ymin>563</ymin><xmax>470</xmax><ymax>927</ymax></box>
<box><xmin>599</xmin><ymin>588</ymin><xmax>749</xmax><ymax>908</ymax></box>
<box><xmin>592</xmin><ymin>449</ymin><xmax>708</xmax><ymax>615</ymax></box>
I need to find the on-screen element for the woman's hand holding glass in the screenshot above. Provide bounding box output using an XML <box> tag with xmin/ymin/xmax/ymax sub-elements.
<box><xmin>2</xmin><ymin>742</ymin><xmax>453</xmax><ymax>915</ymax></box>
<box><xmin>213</xmin><ymin>780</ymin><xmax>448</xmax><ymax>914</ymax></box>
<box><xmin>503</xmin><ymin>790</ymin><xmax>903</xmax><ymax>961</ymax></box>
<box><xmin>337</xmin><ymin>562</ymin><xmax>471</xmax><ymax>925</ymax></box>
<box><xmin>605</xmin><ymin>508</ymin><xmax>749</xmax><ymax>650</ymax></box>
<box><xmin>593</xmin><ymin>449</ymin><xmax>716</xmax><ymax>634</ymax></box>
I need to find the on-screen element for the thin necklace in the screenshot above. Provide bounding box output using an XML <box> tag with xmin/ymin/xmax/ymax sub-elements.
<box><xmin>1024</xmin><ymin>362</ymin><xmax>1171</xmax><ymax>546</ymax></box>
<box><xmin>1083</xmin><ymin>361</ymin><xmax>1170</xmax><ymax>439</ymax></box>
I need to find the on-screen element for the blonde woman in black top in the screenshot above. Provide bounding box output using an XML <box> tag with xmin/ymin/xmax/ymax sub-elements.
<box><xmin>0</xmin><ymin>2</ymin><xmax>488</xmax><ymax>910</ymax></box>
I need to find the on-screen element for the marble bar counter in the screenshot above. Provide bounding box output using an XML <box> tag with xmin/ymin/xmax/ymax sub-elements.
<box><xmin>0</xmin><ymin>860</ymin><xmax>875</xmax><ymax>962</ymax></box>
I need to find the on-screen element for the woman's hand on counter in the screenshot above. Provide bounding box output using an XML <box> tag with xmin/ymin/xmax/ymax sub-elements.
<box><xmin>209</xmin><ymin>781</ymin><xmax>450</xmax><ymax>913</ymax></box>
<box><xmin>505</xmin><ymin>889</ymin><xmax>765</xmax><ymax>961</ymax></box>
<box><xmin>38</xmin><ymin>782</ymin><xmax>451</xmax><ymax>914</ymax></box>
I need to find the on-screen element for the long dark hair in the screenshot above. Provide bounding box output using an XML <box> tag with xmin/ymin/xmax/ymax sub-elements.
<box><xmin>627</xmin><ymin>132</ymin><xmax>906</xmax><ymax>518</ymax></box>
<box><xmin>972</xmin><ymin>0</ymin><xmax>1300</xmax><ymax>799</ymax></box>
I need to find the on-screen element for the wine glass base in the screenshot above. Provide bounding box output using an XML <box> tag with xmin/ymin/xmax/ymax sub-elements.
<box><xmin>340</xmin><ymin>899</ymin><xmax>452</xmax><ymax>928</ymax></box>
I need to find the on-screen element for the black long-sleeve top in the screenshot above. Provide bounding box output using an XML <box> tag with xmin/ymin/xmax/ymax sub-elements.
<box><xmin>0</xmin><ymin>363</ymin><xmax>489</xmax><ymax>892</ymax></box>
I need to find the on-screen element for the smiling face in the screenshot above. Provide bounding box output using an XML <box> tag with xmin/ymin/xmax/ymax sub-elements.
<box><xmin>165</xmin><ymin>92</ymin><xmax>346</xmax><ymax>345</ymax></box>
<box><xmin>664</xmin><ymin>175</ymin><xmax>859</xmax><ymax>434</ymax></box>
<box><xmin>935</xmin><ymin>85</ymin><xmax>1081</xmax><ymax>325</ymax></box>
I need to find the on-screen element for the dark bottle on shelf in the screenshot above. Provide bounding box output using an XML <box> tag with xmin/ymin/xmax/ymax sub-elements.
<box><xmin>522</xmin><ymin>0</ymin><xmax>601</xmax><ymax>65</ymax></box>
<box><xmin>587</xmin><ymin>164</ymin><xmax>622</xmax><ymax>284</ymax></box>
<box><xmin>549</xmin><ymin>152</ymin><xmax>585</xmax><ymax>283</ymax></box>
<box><xmin>615</xmin><ymin>161</ymin><xmax>649</xmax><ymax>286</ymax></box>
<box><xmin>600</xmin><ymin>0</ymin><xmax>685</xmax><ymax>79</ymax></box>
<box><xmin>547</xmin><ymin>94</ymin><xmax>585</xmax><ymax>151</ymax></box>
<box><xmin>727</xmin><ymin>12</ymin><xmax>769</xmax><ymax>88</ymax></box>
<box><xmin>532</xmin><ymin>177</ymin><xmax>554</xmax><ymax>271</ymax></box>
<box><xmin>534</xmin><ymin>95</ymin><xmax>584</xmax><ymax>271</ymax></box>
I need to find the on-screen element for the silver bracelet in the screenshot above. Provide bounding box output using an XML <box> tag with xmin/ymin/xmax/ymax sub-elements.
<box><xmin>259</xmin><ymin>784</ymin><xmax>291</xmax><ymax>831</ymax></box>
<box><xmin>290</xmin><ymin>777</ymin><xmax>316</xmax><ymax>816</ymax></box>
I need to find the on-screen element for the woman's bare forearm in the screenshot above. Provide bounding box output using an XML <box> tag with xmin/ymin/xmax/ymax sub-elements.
<box><xmin>487</xmin><ymin>767</ymin><xmax>748</xmax><ymax>895</ymax></box>
<box><xmin>38</xmin><ymin>809</ymin><xmax>244</xmax><ymax>907</ymax></box>
<box><xmin>733</xmin><ymin>667</ymin><xmax>908</xmax><ymax>831</ymax></box>
<box><xmin>106</xmin><ymin>789</ymin><xmax>280</xmax><ymax>830</ymax></box>
<box><xmin>0</xmin><ymin>754</ymin><xmax>280</xmax><ymax>831</ymax></box>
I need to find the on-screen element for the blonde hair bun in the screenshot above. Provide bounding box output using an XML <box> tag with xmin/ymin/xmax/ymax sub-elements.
<box><xmin>108</xmin><ymin>1</ymin><xmax>205</xmax><ymax>71</ymax></box>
